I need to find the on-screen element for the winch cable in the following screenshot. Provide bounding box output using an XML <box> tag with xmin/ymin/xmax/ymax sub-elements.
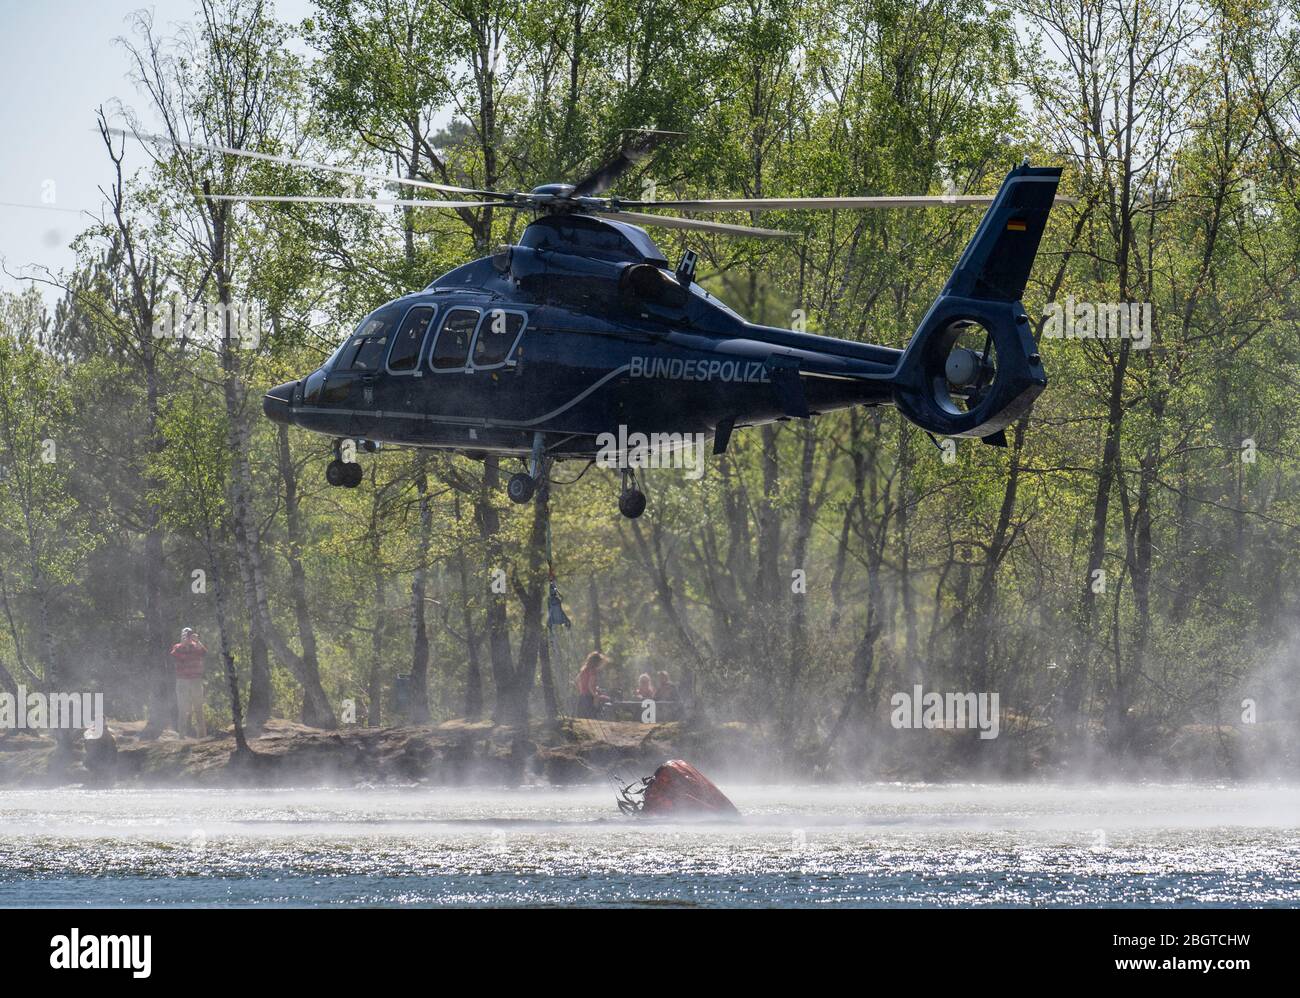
<box><xmin>542</xmin><ymin>515</ymin><xmax>624</xmax><ymax>776</ymax></box>
<box><xmin>544</xmin><ymin>515</ymin><xmax>575</xmax><ymax>724</ymax></box>
<box><xmin>542</xmin><ymin>507</ymin><xmax>634</xmax><ymax>801</ymax></box>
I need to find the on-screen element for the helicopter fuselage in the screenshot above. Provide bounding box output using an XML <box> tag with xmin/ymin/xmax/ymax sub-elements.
<box><xmin>265</xmin><ymin>213</ymin><xmax>899</xmax><ymax>461</ymax></box>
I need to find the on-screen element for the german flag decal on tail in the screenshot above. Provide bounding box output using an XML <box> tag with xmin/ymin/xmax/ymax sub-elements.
<box><xmin>1006</xmin><ymin>217</ymin><xmax>1027</xmax><ymax>231</ymax></box>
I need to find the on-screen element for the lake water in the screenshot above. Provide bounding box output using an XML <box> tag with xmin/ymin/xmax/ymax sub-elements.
<box><xmin>1</xmin><ymin>783</ymin><xmax>1297</xmax><ymax>907</ymax></box>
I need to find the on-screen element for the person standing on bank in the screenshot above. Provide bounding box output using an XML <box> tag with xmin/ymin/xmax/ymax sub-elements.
<box><xmin>575</xmin><ymin>651</ymin><xmax>611</xmax><ymax>719</ymax></box>
<box><xmin>170</xmin><ymin>627</ymin><xmax>208</xmax><ymax>738</ymax></box>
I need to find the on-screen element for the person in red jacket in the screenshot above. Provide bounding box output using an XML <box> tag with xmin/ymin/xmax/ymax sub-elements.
<box><xmin>170</xmin><ymin>627</ymin><xmax>208</xmax><ymax>738</ymax></box>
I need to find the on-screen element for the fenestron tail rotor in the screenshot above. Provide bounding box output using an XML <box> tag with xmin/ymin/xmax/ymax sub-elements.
<box><xmin>943</xmin><ymin>321</ymin><xmax>999</xmax><ymax>413</ymax></box>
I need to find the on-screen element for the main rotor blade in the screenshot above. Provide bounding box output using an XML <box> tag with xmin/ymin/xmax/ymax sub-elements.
<box><xmin>620</xmin><ymin>195</ymin><xmax>993</xmax><ymax>211</ymax></box>
<box><xmin>604</xmin><ymin>210</ymin><xmax>796</xmax><ymax>239</ymax></box>
<box><xmin>618</xmin><ymin>194</ymin><xmax>1075</xmax><ymax>211</ymax></box>
<box><xmin>571</xmin><ymin>129</ymin><xmax>683</xmax><ymax>199</ymax></box>
<box><xmin>112</xmin><ymin>127</ymin><xmax>508</xmax><ymax>199</ymax></box>
<box><xmin>201</xmin><ymin>194</ymin><xmax>505</xmax><ymax>209</ymax></box>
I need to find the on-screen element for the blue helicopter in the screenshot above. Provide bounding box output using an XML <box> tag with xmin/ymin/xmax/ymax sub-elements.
<box><xmin>204</xmin><ymin>133</ymin><xmax>1062</xmax><ymax>517</ymax></box>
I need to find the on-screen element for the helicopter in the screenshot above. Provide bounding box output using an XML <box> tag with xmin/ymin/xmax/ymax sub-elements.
<box><xmin>147</xmin><ymin>129</ymin><xmax>1064</xmax><ymax>517</ymax></box>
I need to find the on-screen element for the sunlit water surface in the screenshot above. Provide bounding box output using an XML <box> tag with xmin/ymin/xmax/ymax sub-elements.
<box><xmin>1</xmin><ymin>783</ymin><xmax>1297</xmax><ymax>907</ymax></box>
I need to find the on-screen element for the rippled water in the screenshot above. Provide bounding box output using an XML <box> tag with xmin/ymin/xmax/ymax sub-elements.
<box><xmin>1</xmin><ymin>783</ymin><xmax>1297</xmax><ymax>907</ymax></box>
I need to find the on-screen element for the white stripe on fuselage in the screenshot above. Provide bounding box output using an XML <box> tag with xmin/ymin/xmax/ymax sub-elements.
<box><xmin>289</xmin><ymin>364</ymin><xmax>632</xmax><ymax>429</ymax></box>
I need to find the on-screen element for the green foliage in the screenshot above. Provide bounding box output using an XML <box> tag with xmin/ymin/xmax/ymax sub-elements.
<box><xmin>3</xmin><ymin>0</ymin><xmax>1299</xmax><ymax>771</ymax></box>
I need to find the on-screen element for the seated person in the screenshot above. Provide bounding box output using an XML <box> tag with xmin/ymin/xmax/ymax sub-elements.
<box><xmin>654</xmin><ymin>671</ymin><xmax>678</xmax><ymax>702</ymax></box>
<box><xmin>635</xmin><ymin>673</ymin><xmax>655</xmax><ymax>701</ymax></box>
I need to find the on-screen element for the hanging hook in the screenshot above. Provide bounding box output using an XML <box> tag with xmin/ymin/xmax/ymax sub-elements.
<box><xmin>547</xmin><ymin>577</ymin><xmax>572</xmax><ymax>630</ymax></box>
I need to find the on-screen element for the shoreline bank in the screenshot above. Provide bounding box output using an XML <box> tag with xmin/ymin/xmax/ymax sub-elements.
<box><xmin>2</xmin><ymin>713</ymin><xmax>1294</xmax><ymax>788</ymax></box>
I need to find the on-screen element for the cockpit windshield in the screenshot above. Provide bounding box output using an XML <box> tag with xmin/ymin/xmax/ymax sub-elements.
<box><xmin>326</xmin><ymin>304</ymin><xmax>405</xmax><ymax>370</ymax></box>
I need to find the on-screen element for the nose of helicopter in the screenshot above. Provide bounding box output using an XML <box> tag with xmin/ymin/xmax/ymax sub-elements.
<box><xmin>263</xmin><ymin>381</ymin><xmax>296</xmax><ymax>424</ymax></box>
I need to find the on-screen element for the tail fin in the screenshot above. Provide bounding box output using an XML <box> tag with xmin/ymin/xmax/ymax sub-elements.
<box><xmin>892</xmin><ymin>162</ymin><xmax>1062</xmax><ymax>440</ymax></box>
<box><xmin>944</xmin><ymin>164</ymin><xmax>1062</xmax><ymax>302</ymax></box>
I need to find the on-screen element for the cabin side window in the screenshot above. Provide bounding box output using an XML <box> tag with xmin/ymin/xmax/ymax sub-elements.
<box><xmin>386</xmin><ymin>305</ymin><xmax>436</xmax><ymax>373</ymax></box>
<box><xmin>430</xmin><ymin>307</ymin><xmax>479</xmax><ymax>371</ymax></box>
<box><xmin>472</xmin><ymin>309</ymin><xmax>526</xmax><ymax>368</ymax></box>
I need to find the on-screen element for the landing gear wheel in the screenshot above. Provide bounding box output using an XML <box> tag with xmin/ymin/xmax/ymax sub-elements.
<box><xmin>507</xmin><ymin>472</ymin><xmax>536</xmax><ymax>504</ymax></box>
<box><xmin>619</xmin><ymin>488</ymin><xmax>646</xmax><ymax>519</ymax></box>
<box><xmin>327</xmin><ymin>459</ymin><xmax>364</xmax><ymax>488</ymax></box>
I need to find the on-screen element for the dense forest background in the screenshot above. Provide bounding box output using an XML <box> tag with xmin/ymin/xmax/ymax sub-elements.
<box><xmin>2</xmin><ymin>0</ymin><xmax>1299</xmax><ymax>776</ymax></box>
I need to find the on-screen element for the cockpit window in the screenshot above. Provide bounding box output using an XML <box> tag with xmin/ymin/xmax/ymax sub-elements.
<box><xmin>387</xmin><ymin>306</ymin><xmax>435</xmax><ymax>372</ymax></box>
<box><xmin>352</xmin><ymin>336</ymin><xmax>389</xmax><ymax>370</ymax></box>
<box><xmin>431</xmin><ymin>308</ymin><xmax>479</xmax><ymax>371</ymax></box>
<box><xmin>333</xmin><ymin>304</ymin><xmax>404</xmax><ymax>371</ymax></box>
<box><xmin>472</xmin><ymin>310</ymin><xmax>525</xmax><ymax>368</ymax></box>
